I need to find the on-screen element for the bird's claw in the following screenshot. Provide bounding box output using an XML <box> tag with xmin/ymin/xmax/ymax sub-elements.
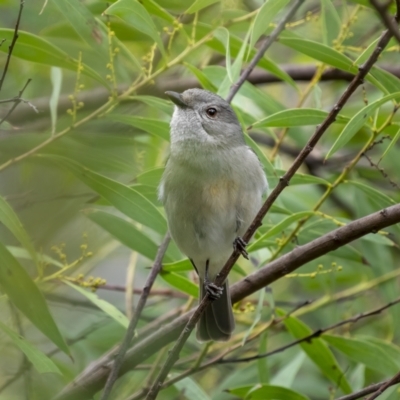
<box><xmin>204</xmin><ymin>281</ymin><xmax>223</xmax><ymax>300</ymax></box>
<box><xmin>234</xmin><ymin>236</ymin><xmax>249</xmax><ymax>259</ymax></box>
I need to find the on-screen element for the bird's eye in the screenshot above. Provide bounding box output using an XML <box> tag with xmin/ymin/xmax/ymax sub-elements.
<box><xmin>206</xmin><ymin>107</ymin><xmax>217</xmax><ymax>117</ymax></box>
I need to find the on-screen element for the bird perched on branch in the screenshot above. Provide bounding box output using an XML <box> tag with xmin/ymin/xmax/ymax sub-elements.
<box><xmin>159</xmin><ymin>89</ymin><xmax>268</xmax><ymax>341</ymax></box>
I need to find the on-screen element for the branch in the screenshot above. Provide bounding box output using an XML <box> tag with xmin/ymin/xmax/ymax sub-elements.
<box><xmin>335</xmin><ymin>372</ymin><xmax>400</xmax><ymax>400</ymax></box>
<box><xmin>369</xmin><ymin>0</ymin><xmax>400</xmax><ymax>44</ymax></box>
<box><xmin>225</xmin><ymin>0</ymin><xmax>304</xmax><ymax>102</ymax></box>
<box><xmin>365</xmin><ymin>371</ymin><xmax>400</xmax><ymax>400</ymax></box>
<box><xmin>220</xmin><ymin>297</ymin><xmax>400</xmax><ymax>363</ymax></box>
<box><xmin>0</xmin><ymin>0</ymin><xmax>24</xmax><ymax>91</ymax></box>
<box><xmin>54</xmin><ymin>203</ymin><xmax>400</xmax><ymax>400</ymax></box>
<box><xmin>99</xmin><ymin>233</ymin><xmax>171</xmax><ymax>400</ymax></box>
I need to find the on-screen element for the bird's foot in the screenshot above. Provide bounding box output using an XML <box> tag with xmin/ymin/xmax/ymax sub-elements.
<box><xmin>204</xmin><ymin>280</ymin><xmax>223</xmax><ymax>300</ymax></box>
<box><xmin>233</xmin><ymin>236</ymin><xmax>249</xmax><ymax>259</ymax></box>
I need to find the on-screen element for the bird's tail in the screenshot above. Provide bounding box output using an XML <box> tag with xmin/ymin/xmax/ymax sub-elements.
<box><xmin>196</xmin><ymin>279</ymin><xmax>235</xmax><ymax>342</ymax></box>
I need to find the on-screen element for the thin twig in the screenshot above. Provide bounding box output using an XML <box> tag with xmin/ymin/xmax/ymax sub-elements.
<box><xmin>220</xmin><ymin>297</ymin><xmax>400</xmax><ymax>363</ymax></box>
<box><xmin>365</xmin><ymin>371</ymin><xmax>400</xmax><ymax>400</ymax></box>
<box><xmin>369</xmin><ymin>0</ymin><xmax>400</xmax><ymax>44</ymax></box>
<box><xmin>335</xmin><ymin>373</ymin><xmax>400</xmax><ymax>400</ymax></box>
<box><xmin>226</xmin><ymin>0</ymin><xmax>304</xmax><ymax>103</ymax></box>
<box><xmin>0</xmin><ymin>0</ymin><xmax>24</xmax><ymax>91</ymax></box>
<box><xmin>0</xmin><ymin>79</ymin><xmax>32</xmax><ymax>127</ymax></box>
<box><xmin>99</xmin><ymin>233</ymin><xmax>171</xmax><ymax>400</ymax></box>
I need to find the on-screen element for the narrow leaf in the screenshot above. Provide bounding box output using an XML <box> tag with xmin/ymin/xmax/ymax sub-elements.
<box><xmin>250</xmin><ymin>0</ymin><xmax>290</xmax><ymax>49</ymax></box>
<box><xmin>0</xmin><ymin>321</ymin><xmax>61</xmax><ymax>375</ymax></box>
<box><xmin>39</xmin><ymin>155</ymin><xmax>167</xmax><ymax>234</ymax></box>
<box><xmin>160</xmin><ymin>271</ymin><xmax>198</xmax><ymax>298</ymax></box>
<box><xmin>0</xmin><ymin>243</ymin><xmax>69</xmax><ymax>355</ymax></box>
<box><xmin>64</xmin><ymin>281</ymin><xmax>129</xmax><ymax>328</ymax></box>
<box><xmin>326</xmin><ymin>92</ymin><xmax>400</xmax><ymax>159</ymax></box>
<box><xmin>0</xmin><ymin>195</ymin><xmax>38</xmax><ymax>267</ymax></box>
<box><xmin>186</xmin><ymin>0</ymin><xmax>219</xmax><ymax>14</ymax></box>
<box><xmin>379</xmin><ymin>126</ymin><xmax>400</xmax><ymax>163</ymax></box>
<box><xmin>228</xmin><ymin>384</ymin><xmax>310</xmax><ymax>400</ymax></box>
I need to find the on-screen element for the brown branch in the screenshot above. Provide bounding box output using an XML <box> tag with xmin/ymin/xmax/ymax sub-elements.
<box><xmin>225</xmin><ymin>0</ymin><xmax>304</xmax><ymax>103</ymax></box>
<box><xmin>369</xmin><ymin>0</ymin><xmax>400</xmax><ymax>44</ymax></box>
<box><xmin>0</xmin><ymin>0</ymin><xmax>24</xmax><ymax>91</ymax></box>
<box><xmin>335</xmin><ymin>373</ymin><xmax>400</xmax><ymax>400</ymax></box>
<box><xmin>54</xmin><ymin>203</ymin><xmax>400</xmax><ymax>400</ymax></box>
<box><xmin>220</xmin><ymin>297</ymin><xmax>400</xmax><ymax>363</ymax></box>
<box><xmin>365</xmin><ymin>371</ymin><xmax>400</xmax><ymax>400</ymax></box>
<box><xmin>99</xmin><ymin>233</ymin><xmax>171</xmax><ymax>400</ymax></box>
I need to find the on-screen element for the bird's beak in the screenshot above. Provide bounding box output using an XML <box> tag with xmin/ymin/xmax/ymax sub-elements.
<box><xmin>165</xmin><ymin>91</ymin><xmax>188</xmax><ymax>108</ymax></box>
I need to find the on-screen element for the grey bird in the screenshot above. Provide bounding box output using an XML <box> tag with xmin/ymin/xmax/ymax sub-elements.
<box><xmin>159</xmin><ymin>89</ymin><xmax>268</xmax><ymax>341</ymax></box>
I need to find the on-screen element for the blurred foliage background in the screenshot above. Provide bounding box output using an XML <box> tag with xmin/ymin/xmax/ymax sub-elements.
<box><xmin>1</xmin><ymin>0</ymin><xmax>400</xmax><ymax>399</ymax></box>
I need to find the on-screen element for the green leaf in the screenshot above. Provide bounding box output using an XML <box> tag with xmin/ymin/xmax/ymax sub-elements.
<box><xmin>0</xmin><ymin>321</ymin><xmax>61</xmax><ymax>375</ymax></box>
<box><xmin>163</xmin><ymin>259</ymin><xmax>192</xmax><ymax>272</ymax></box>
<box><xmin>39</xmin><ymin>155</ymin><xmax>167</xmax><ymax>234</ymax></box>
<box><xmin>86</xmin><ymin>210</ymin><xmax>168</xmax><ymax>261</ymax></box>
<box><xmin>271</xmin><ymin>352</ymin><xmax>306</xmax><ymax>387</ymax></box>
<box><xmin>0</xmin><ymin>29</ymin><xmax>109</xmax><ymax>87</ymax></box>
<box><xmin>0</xmin><ymin>243</ymin><xmax>69</xmax><ymax>355</ymax></box>
<box><xmin>323</xmin><ymin>335</ymin><xmax>399</xmax><ymax>375</ymax></box>
<box><xmin>141</xmin><ymin>0</ymin><xmax>175</xmax><ymax>23</ymax></box>
<box><xmin>277</xmin><ymin>309</ymin><xmax>352</xmax><ymax>394</ymax></box>
<box><xmin>0</xmin><ymin>195</ymin><xmax>38</xmax><ymax>267</ymax></box>
<box><xmin>252</xmin><ymin>108</ymin><xmax>349</xmax><ymax>128</ymax></box>
<box><xmin>370</xmin><ymin>66</ymin><xmax>400</xmax><ymax>94</ymax></box>
<box><xmin>244</xmin><ymin>132</ymin><xmax>275</xmax><ymax>177</ymax></box>
<box><xmin>249</xmin><ymin>212</ymin><xmax>316</xmax><ymax>252</ymax></box>
<box><xmin>136</xmin><ymin>167</ymin><xmax>164</xmax><ymax>188</ymax></box>
<box><xmin>107</xmin><ymin>115</ymin><xmax>170</xmax><ymax>141</ymax></box>
<box><xmin>130</xmin><ymin>95</ymin><xmax>173</xmax><ymax>115</ymax></box>
<box><xmin>174</xmin><ymin>377</ymin><xmax>211</xmax><ymax>400</ymax></box>
<box><xmin>185</xmin><ymin>63</ymin><xmax>217</xmax><ymax>92</ymax></box>
<box><xmin>160</xmin><ymin>271</ymin><xmax>198</xmax><ymax>298</ymax></box>
<box><xmin>379</xmin><ymin>126</ymin><xmax>400</xmax><ymax>163</ymax></box>
<box><xmin>326</xmin><ymin>92</ymin><xmax>400</xmax><ymax>159</ymax></box>
<box><xmin>64</xmin><ymin>281</ymin><xmax>129</xmax><ymax>328</ymax></box>
<box><xmin>228</xmin><ymin>384</ymin><xmax>310</xmax><ymax>400</ymax></box>
<box><xmin>105</xmin><ymin>0</ymin><xmax>165</xmax><ymax>57</ymax></box>
<box><xmin>354</xmin><ymin>37</ymin><xmax>380</xmax><ymax>66</ymax></box>
<box><xmin>250</xmin><ymin>0</ymin><xmax>290</xmax><ymax>49</ymax></box>
<box><xmin>214</xmin><ymin>28</ymin><xmax>232</xmax><ymax>82</ymax></box>
<box><xmin>321</xmin><ymin>0</ymin><xmax>341</xmax><ymax>45</ymax></box>
<box><xmin>345</xmin><ymin>181</ymin><xmax>396</xmax><ymax>207</ymax></box>
<box><xmin>7</xmin><ymin>246</ymin><xmax>63</xmax><ymax>268</ymax></box>
<box><xmin>186</xmin><ymin>0</ymin><xmax>219</xmax><ymax>14</ymax></box>
<box><xmin>273</xmin><ymin>169</ymin><xmax>330</xmax><ymax>186</ymax></box>
<box><xmin>279</xmin><ymin>32</ymin><xmax>356</xmax><ymax>72</ymax></box>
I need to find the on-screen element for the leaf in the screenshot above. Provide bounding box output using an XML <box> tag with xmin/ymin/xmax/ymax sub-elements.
<box><xmin>186</xmin><ymin>0</ymin><xmax>219</xmax><ymax>14</ymax></box>
<box><xmin>39</xmin><ymin>155</ymin><xmax>167</xmax><ymax>234</ymax></box>
<box><xmin>0</xmin><ymin>243</ymin><xmax>69</xmax><ymax>355</ymax></box>
<box><xmin>321</xmin><ymin>0</ymin><xmax>341</xmax><ymax>45</ymax></box>
<box><xmin>271</xmin><ymin>352</ymin><xmax>306</xmax><ymax>387</ymax></box>
<box><xmin>136</xmin><ymin>167</ymin><xmax>164</xmax><ymax>188</ymax></box>
<box><xmin>323</xmin><ymin>335</ymin><xmax>399</xmax><ymax>375</ymax></box>
<box><xmin>273</xmin><ymin>169</ymin><xmax>330</xmax><ymax>186</ymax></box>
<box><xmin>252</xmin><ymin>108</ymin><xmax>349</xmax><ymax>128</ymax></box>
<box><xmin>354</xmin><ymin>37</ymin><xmax>380</xmax><ymax>66</ymax></box>
<box><xmin>248</xmin><ymin>211</ymin><xmax>316</xmax><ymax>251</ymax></box>
<box><xmin>0</xmin><ymin>29</ymin><xmax>109</xmax><ymax>87</ymax></box>
<box><xmin>345</xmin><ymin>181</ymin><xmax>396</xmax><ymax>207</ymax></box>
<box><xmin>50</xmin><ymin>67</ymin><xmax>63</xmax><ymax>135</ymax></box>
<box><xmin>185</xmin><ymin>63</ymin><xmax>217</xmax><ymax>92</ymax></box>
<box><xmin>0</xmin><ymin>195</ymin><xmax>38</xmax><ymax>267</ymax></box>
<box><xmin>326</xmin><ymin>92</ymin><xmax>400</xmax><ymax>159</ymax></box>
<box><xmin>370</xmin><ymin>66</ymin><xmax>400</xmax><ymax>94</ymax></box>
<box><xmin>130</xmin><ymin>95</ymin><xmax>173</xmax><ymax>115</ymax></box>
<box><xmin>86</xmin><ymin>210</ymin><xmax>168</xmax><ymax>261</ymax></box>
<box><xmin>141</xmin><ymin>0</ymin><xmax>175</xmax><ymax>23</ymax></box>
<box><xmin>279</xmin><ymin>32</ymin><xmax>356</xmax><ymax>72</ymax></box>
<box><xmin>214</xmin><ymin>28</ymin><xmax>232</xmax><ymax>82</ymax></box>
<box><xmin>7</xmin><ymin>246</ymin><xmax>64</xmax><ymax>268</ymax></box>
<box><xmin>163</xmin><ymin>259</ymin><xmax>193</xmax><ymax>272</ymax></box>
<box><xmin>250</xmin><ymin>0</ymin><xmax>290</xmax><ymax>49</ymax></box>
<box><xmin>277</xmin><ymin>309</ymin><xmax>352</xmax><ymax>394</ymax></box>
<box><xmin>160</xmin><ymin>271</ymin><xmax>198</xmax><ymax>298</ymax></box>
<box><xmin>0</xmin><ymin>321</ymin><xmax>61</xmax><ymax>375</ymax></box>
<box><xmin>64</xmin><ymin>281</ymin><xmax>129</xmax><ymax>328</ymax></box>
<box><xmin>174</xmin><ymin>377</ymin><xmax>211</xmax><ymax>400</ymax></box>
<box><xmin>105</xmin><ymin>0</ymin><xmax>165</xmax><ymax>57</ymax></box>
<box><xmin>243</xmin><ymin>132</ymin><xmax>275</xmax><ymax>177</ymax></box>
<box><xmin>107</xmin><ymin>115</ymin><xmax>170</xmax><ymax>141</ymax></box>
<box><xmin>228</xmin><ymin>384</ymin><xmax>310</xmax><ymax>400</ymax></box>
<box><xmin>379</xmin><ymin>126</ymin><xmax>400</xmax><ymax>163</ymax></box>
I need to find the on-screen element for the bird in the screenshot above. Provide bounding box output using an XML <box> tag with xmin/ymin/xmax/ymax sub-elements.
<box><xmin>158</xmin><ymin>88</ymin><xmax>268</xmax><ymax>341</ymax></box>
